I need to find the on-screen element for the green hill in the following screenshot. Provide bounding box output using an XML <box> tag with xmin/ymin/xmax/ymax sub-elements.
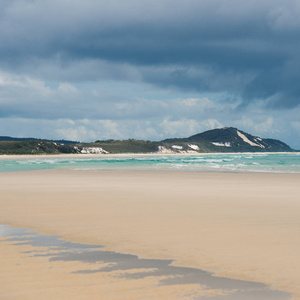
<box><xmin>0</xmin><ymin>140</ymin><xmax>78</xmax><ymax>155</ymax></box>
<box><xmin>0</xmin><ymin>127</ymin><xmax>294</xmax><ymax>155</ymax></box>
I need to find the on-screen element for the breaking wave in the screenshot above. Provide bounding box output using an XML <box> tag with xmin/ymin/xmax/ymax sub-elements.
<box><xmin>0</xmin><ymin>153</ymin><xmax>300</xmax><ymax>173</ymax></box>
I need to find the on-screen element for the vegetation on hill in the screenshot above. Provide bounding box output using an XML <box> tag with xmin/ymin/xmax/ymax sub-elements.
<box><xmin>0</xmin><ymin>140</ymin><xmax>78</xmax><ymax>155</ymax></box>
<box><xmin>84</xmin><ymin>139</ymin><xmax>159</xmax><ymax>153</ymax></box>
<box><xmin>0</xmin><ymin>127</ymin><xmax>295</xmax><ymax>155</ymax></box>
<box><xmin>0</xmin><ymin>136</ymin><xmax>78</xmax><ymax>143</ymax></box>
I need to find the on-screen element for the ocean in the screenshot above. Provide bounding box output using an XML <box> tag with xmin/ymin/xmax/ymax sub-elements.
<box><xmin>0</xmin><ymin>152</ymin><xmax>299</xmax><ymax>173</ymax></box>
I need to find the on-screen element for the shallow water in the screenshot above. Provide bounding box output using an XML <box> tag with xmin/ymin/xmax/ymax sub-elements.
<box><xmin>0</xmin><ymin>153</ymin><xmax>300</xmax><ymax>173</ymax></box>
<box><xmin>0</xmin><ymin>225</ymin><xmax>290</xmax><ymax>299</ymax></box>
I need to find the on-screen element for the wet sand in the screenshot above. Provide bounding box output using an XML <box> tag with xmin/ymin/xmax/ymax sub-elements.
<box><xmin>1</xmin><ymin>225</ymin><xmax>288</xmax><ymax>299</ymax></box>
<box><xmin>0</xmin><ymin>170</ymin><xmax>300</xmax><ymax>299</ymax></box>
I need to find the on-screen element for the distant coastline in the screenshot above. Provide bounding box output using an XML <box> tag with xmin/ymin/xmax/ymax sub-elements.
<box><xmin>0</xmin><ymin>127</ymin><xmax>295</xmax><ymax>155</ymax></box>
<box><xmin>0</xmin><ymin>151</ymin><xmax>297</xmax><ymax>160</ymax></box>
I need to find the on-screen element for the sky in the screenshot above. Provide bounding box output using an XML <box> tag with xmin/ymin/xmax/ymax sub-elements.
<box><xmin>0</xmin><ymin>0</ymin><xmax>300</xmax><ymax>149</ymax></box>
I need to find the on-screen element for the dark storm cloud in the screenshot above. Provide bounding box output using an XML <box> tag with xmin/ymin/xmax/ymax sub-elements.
<box><xmin>0</xmin><ymin>0</ymin><xmax>300</xmax><ymax>108</ymax></box>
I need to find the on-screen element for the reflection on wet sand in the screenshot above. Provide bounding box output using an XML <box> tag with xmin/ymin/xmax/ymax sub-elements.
<box><xmin>0</xmin><ymin>225</ymin><xmax>289</xmax><ymax>300</ymax></box>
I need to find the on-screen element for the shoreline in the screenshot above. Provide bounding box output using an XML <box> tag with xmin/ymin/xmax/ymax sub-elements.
<box><xmin>0</xmin><ymin>151</ymin><xmax>297</xmax><ymax>161</ymax></box>
<box><xmin>1</xmin><ymin>152</ymin><xmax>299</xmax><ymax>175</ymax></box>
<box><xmin>1</xmin><ymin>170</ymin><xmax>300</xmax><ymax>299</ymax></box>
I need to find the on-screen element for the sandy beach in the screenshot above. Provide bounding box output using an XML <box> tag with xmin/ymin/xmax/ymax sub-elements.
<box><xmin>1</xmin><ymin>168</ymin><xmax>300</xmax><ymax>299</ymax></box>
<box><xmin>0</xmin><ymin>151</ymin><xmax>294</xmax><ymax>160</ymax></box>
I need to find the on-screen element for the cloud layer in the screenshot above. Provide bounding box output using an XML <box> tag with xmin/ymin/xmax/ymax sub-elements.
<box><xmin>0</xmin><ymin>0</ymin><xmax>300</xmax><ymax>148</ymax></box>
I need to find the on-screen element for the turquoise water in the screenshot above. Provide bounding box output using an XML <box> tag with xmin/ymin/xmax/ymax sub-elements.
<box><xmin>0</xmin><ymin>153</ymin><xmax>300</xmax><ymax>173</ymax></box>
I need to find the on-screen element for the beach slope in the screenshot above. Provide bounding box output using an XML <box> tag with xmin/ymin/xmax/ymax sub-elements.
<box><xmin>0</xmin><ymin>170</ymin><xmax>300</xmax><ymax>299</ymax></box>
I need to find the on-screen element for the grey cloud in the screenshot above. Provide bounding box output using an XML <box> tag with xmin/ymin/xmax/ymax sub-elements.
<box><xmin>1</xmin><ymin>104</ymin><xmax>300</xmax><ymax>149</ymax></box>
<box><xmin>0</xmin><ymin>0</ymin><xmax>300</xmax><ymax>109</ymax></box>
<box><xmin>0</xmin><ymin>76</ymin><xmax>223</xmax><ymax>121</ymax></box>
<box><xmin>2</xmin><ymin>0</ymin><xmax>300</xmax><ymax>152</ymax></box>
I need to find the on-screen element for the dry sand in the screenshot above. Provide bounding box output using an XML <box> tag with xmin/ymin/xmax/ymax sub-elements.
<box><xmin>0</xmin><ymin>151</ymin><xmax>292</xmax><ymax>160</ymax></box>
<box><xmin>0</xmin><ymin>169</ymin><xmax>300</xmax><ymax>299</ymax></box>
